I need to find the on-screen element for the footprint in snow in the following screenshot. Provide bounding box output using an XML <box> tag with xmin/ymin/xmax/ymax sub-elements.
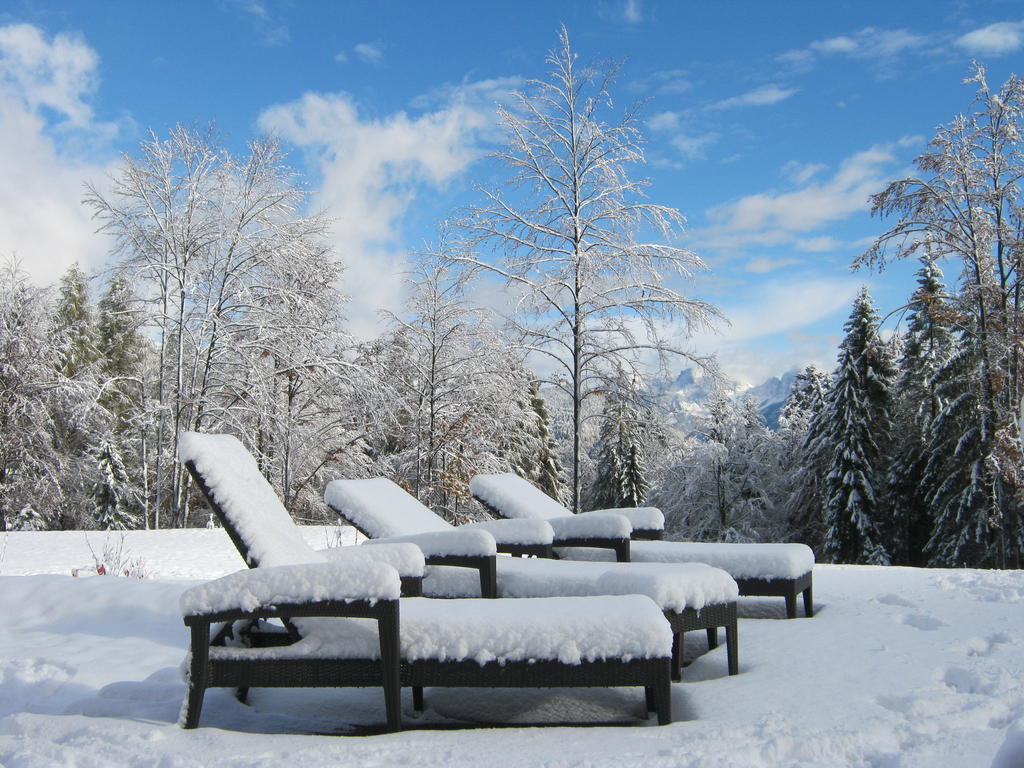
<box><xmin>941</xmin><ymin>666</ymin><xmax>1003</xmax><ymax>696</ymax></box>
<box><xmin>897</xmin><ymin>612</ymin><xmax>947</xmax><ymax>631</ymax></box>
<box><xmin>876</xmin><ymin>593</ymin><xmax>916</xmax><ymax>608</ymax></box>
<box><xmin>951</xmin><ymin>632</ymin><xmax>1012</xmax><ymax>657</ymax></box>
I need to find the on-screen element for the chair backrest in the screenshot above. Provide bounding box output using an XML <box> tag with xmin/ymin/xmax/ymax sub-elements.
<box><xmin>469</xmin><ymin>473</ymin><xmax>571</xmax><ymax>521</ymax></box>
<box><xmin>178</xmin><ymin>431</ymin><xmax>326</xmax><ymax>569</ymax></box>
<box><xmin>324</xmin><ymin>478</ymin><xmax>454</xmax><ymax>539</ymax></box>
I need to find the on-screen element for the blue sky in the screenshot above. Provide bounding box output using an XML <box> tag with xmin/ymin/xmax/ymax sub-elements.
<box><xmin>2</xmin><ymin>1</ymin><xmax>1022</xmax><ymax>385</ymax></box>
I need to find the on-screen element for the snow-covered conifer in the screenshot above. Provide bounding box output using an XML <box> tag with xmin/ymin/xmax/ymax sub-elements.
<box><xmin>813</xmin><ymin>287</ymin><xmax>895</xmax><ymax>565</ymax></box>
<box><xmin>589</xmin><ymin>384</ymin><xmax>650</xmax><ymax>509</ymax></box>
<box><xmin>887</xmin><ymin>256</ymin><xmax>956</xmax><ymax>565</ymax></box>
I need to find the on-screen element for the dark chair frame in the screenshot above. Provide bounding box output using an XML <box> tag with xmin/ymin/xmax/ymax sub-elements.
<box><xmin>332</xmin><ymin>489</ymin><xmax>738</xmax><ymax>680</ymax></box>
<box><xmin>183</xmin><ymin>460</ymin><xmax>674</xmax><ymax>730</ymax></box>
<box><xmin>736</xmin><ymin>572</ymin><xmax>814</xmax><ymax>619</ymax></box>
<box><xmin>475</xmin><ymin>493</ymin><xmax>812</xmax><ymax>619</ymax></box>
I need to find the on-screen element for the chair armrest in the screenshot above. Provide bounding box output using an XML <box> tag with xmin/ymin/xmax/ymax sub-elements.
<box><xmin>179</xmin><ymin>561</ymin><xmax>401</xmax><ymax>619</ymax></box>
<box><xmin>547</xmin><ymin>513</ymin><xmax>633</xmax><ymax>540</ymax></box>
<box><xmin>317</xmin><ymin>542</ymin><xmax>426</xmax><ymax>578</ymax></box>
<box><xmin>368</xmin><ymin>529</ymin><xmax>497</xmax><ymax>558</ymax></box>
<box><xmin>459</xmin><ymin>518</ymin><xmax>554</xmax><ymax>546</ymax></box>
<box><xmin>582</xmin><ymin>506</ymin><xmax>664</xmax><ymax>532</ymax></box>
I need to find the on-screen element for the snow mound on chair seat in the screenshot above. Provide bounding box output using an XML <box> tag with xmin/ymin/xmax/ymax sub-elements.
<box><xmin>177</xmin><ymin>432</ymin><xmax>325</xmax><ymax>568</ymax></box>
<box><xmin>547</xmin><ymin>514</ymin><xmax>633</xmax><ymax>540</ymax></box>
<box><xmin>209</xmin><ymin>595</ymin><xmax>671</xmax><ymax>664</ymax></box>
<box><xmin>470</xmin><ymin>473</ymin><xmax>572</xmax><ymax>520</ymax></box>
<box><xmin>399</xmin><ymin>595</ymin><xmax>671</xmax><ymax>663</ymax></box>
<box><xmin>324</xmin><ymin>478</ymin><xmax>454</xmax><ymax>538</ymax></box>
<box><xmin>459</xmin><ymin>518</ymin><xmax>554</xmax><ymax>546</ymax></box>
<box><xmin>179</xmin><ymin>561</ymin><xmax>401</xmax><ymax>615</ymax></box>
<box><xmin>584</xmin><ymin>506</ymin><xmax>664</xmax><ymax>531</ymax></box>
<box><xmin>424</xmin><ymin>559</ymin><xmax>737</xmax><ymax>611</ymax></box>
<box><xmin>560</xmin><ymin>541</ymin><xmax>815</xmax><ymax>580</ymax></box>
<box><xmin>368</xmin><ymin>529</ymin><xmax>497</xmax><ymax>557</ymax></box>
<box><xmin>317</xmin><ymin>542</ymin><xmax>425</xmax><ymax>578</ymax></box>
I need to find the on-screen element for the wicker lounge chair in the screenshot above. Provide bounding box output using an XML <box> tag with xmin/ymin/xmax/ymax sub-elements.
<box><xmin>471</xmin><ymin>472</ymin><xmax>815</xmax><ymax>619</ymax></box>
<box><xmin>325</xmin><ymin>477</ymin><xmax>740</xmax><ymax>680</ymax></box>
<box><xmin>178</xmin><ymin>432</ymin><xmax>674</xmax><ymax>731</ymax></box>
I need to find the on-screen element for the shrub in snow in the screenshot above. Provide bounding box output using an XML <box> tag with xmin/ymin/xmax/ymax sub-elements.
<box><xmin>77</xmin><ymin>533</ymin><xmax>147</xmax><ymax>579</ymax></box>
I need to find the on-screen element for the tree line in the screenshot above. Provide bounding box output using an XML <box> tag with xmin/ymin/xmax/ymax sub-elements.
<box><xmin>0</xmin><ymin>34</ymin><xmax>1020</xmax><ymax>569</ymax></box>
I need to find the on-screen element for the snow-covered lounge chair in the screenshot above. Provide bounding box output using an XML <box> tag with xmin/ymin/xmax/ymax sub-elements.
<box><xmin>325</xmin><ymin>477</ymin><xmax>740</xmax><ymax>680</ymax></box>
<box><xmin>177</xmin><ymin>432</ymin><xmax>675</xmax><ymax>731</ymax></box>
<box><xmin>471</xmin><ymin>472</ymin><xmax>815</xmax><ymax>619</ymax></box>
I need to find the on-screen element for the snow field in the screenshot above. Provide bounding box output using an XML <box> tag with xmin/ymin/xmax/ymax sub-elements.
<box><xmin>0</xmin><ymin>529</ymin><xmax>1022</xmax><ymax>766</ymax></box>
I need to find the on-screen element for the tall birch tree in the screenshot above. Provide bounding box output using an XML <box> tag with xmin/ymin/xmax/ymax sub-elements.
<box><xmin>457</xmin><ymin>27</ymin><xmax>718</xmax><ymax>511</ymax></box>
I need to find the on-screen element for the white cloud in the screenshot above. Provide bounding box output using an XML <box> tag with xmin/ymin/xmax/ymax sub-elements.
<box><xmin>705</xmin><ymin>143</ymin><xmax>898</xmax><ymax>239</ymax></box>
<box><xmin>628</xmin><ymin>69</ymin><xmax>691</xmax><ymax>95</ymax></box>
<box><xmin>782</xmin><ymin>26</ymin><xmax>931</xmax><ymax>75</ymax></box>
<box><xmin>622</xmin><ymin>0</ymin><xmax>644</xmax><ymax>23</ymax></box>
<box><xmin>795</xmin><ymin>235</ymin><xmax>841</xmax><ymax>252</ymax></box>
<box><xmin>811</xmin><ymin>35</ymin><xmax>858</xmax><ymax>55</ymax></box>
<box><xmin>647</xmin><ymin>110</ymin><xmax>680</xmax><ymax>132</ymax></box>
<box><xmin>0</xmin><ymin>23</ymin><xmax>98</xmax><ymax>126</ymax></box>
<box><xmin>744</xmin><ymin>257</ymin><xmax>802</xmax><ymax>274</ymax></box>
<box><xmin>229</xmin><ymin>0</ymin><xmax>290</xmax><ymax>46</ymax></box>
<box><xmin>818</xmin><ymin>27</ymin><xmax>928</xmax><ymax>59</ymax></box>
<box><xmin>709</xmin><ymin>84</ymin><xmax>798</xmax><ymax>110</ymax></box>
<box><xmin>354</xmin><ymin>42</ymin><xmax>383</xmax><ymax>64</ymax></box>
<box><xmin>646</xmin><ymin>108</ymin><xmax>717</xmax><ymax>162</ymax></box>
<box><xmin>599</xmin><ymin>0</ymin><xmax>647</xmax><ymax>25</ymax></box>
<box><xmin>956</xmin><ymin>21</ymin><xmax>1024</xmax><ymax>55</ymax></box>
<box><xmin>259</xmin><ymin>87</ymin><xmax>494</xmax><ymax>337</ymax></box>
<box><xmin>670</xmin><ymin>132</ymin><xmax>718</xmax><ymax>159</ymax></box>
<box><xmin>781</xmin><ymin>160</ymin><xmax>827</xmax><ymax>185</ymax></box>
<box><xmin>691</xmin><ymin>276</ymin><xmax>858</xmax><ymax>385</ymax></box>
<box><xmin>0</xmin><ymin>23</ymin><xmax>114</xmax><ymax>287</ymax></box>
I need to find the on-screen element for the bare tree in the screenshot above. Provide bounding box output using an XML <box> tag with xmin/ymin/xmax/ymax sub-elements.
<box><xmin>85</xmin><ymin>127</ymin><xmax>337</xmax><ymax>526</ymax></box>
<box><xmin>456</xmin><ymin>27</ymin><xmax>719</xmax><ymax>510</ymax></box>
<box><xmin>368</xmin><ymin>250</ymin><xmax>534</xmax><ymax>520</ymax></box>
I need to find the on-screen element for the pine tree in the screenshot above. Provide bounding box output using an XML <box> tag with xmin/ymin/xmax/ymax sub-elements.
<box><xmin>922</xmin><ymin>343</ymin><xmax>995</xmax><ymax>566</ymax></box>
<box><xmin>813</xmin><ymin>288</ymin><xmax>895</xmax><ymax>564</ymax></box>
<box><xmin>782</xmin><ymin>365</ymin><xmax>831</xmax><ymax>549</ymax></box>
<box><xmin>589</xmin><ymin>387</ymin><xmax>649</xmax><ymax>509</ymax></box>
<box><xmin>887</xmin><ymin>256</ymin><xmax>956</xmax><ymax>565</ymax></box>
<box><xmin>53</xmin><ymin>263</ymin><xmax>96</xmax><ymax>380</ymax></box>
<box><xmin>96</xmin><ymin>276</ymin><xmax>145</xmax><ymax>424</ymax></box>
<box><xmin>49</xmin><ymin>263</ymin><xmax>106</xmax><ymax>529</ymax></box>
<box><xmin>528</xmin><ymin>381</ymin><xmax>566</xmax><ymax>503</ymax></box>
<box><xmin>91</xmin><ymin>435</ymin><xmax>138</xmax><ymax>530</ymax></box>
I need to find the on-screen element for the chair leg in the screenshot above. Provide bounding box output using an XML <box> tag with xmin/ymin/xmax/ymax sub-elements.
<box><xmin>785</xmin><ymin>590</ymin><xmax>797</xmax><ymax>619</ymax></box>
<box><xmin>706</xmin><ymin>627</ymin><xmax>718</xmax><ymax>649</ymax></box>
<box><xmin>644</xmin><ymin>686</ymin><xmax>655</xmax><ymax>712</ymax></box>
<box><xmin>615</xmin><ymin>540</ymin><xmax>631</xmax><ymax>563</ymax></box>
<box><xmin>803</xmin><ymin>582</ymin><xmax>814</xmax><ymax>617</ymax></box>
<box><xmin>378</xmin><ymin>603</ymin><xmax>402</xmax><ymax>732</ymax></box>
<box><xmin>413</xmin><ymin>686</ymin><xmax>424</xmax><ymax>712</ymax></box>
<box><xmin>181</xmin><ymin>683</ymin><xmax>206</xmax><ymax>729</ymax></box>
<box><xmin>654</xmin><ymin>660</ymin><xmax>672</xmax><ymax>725</ymax></box>
<box><xmin>671</xmin><ymin>632</ymin><xmax>683</xmax><ymax>682</ymax></box>
<box><xmin>181</xmin><ymin>623</ymin><xmax>210</xmax><ymax>729</ymax></box>
<box><xmin>480</xmin><ymin>558</ymin><xmax>498</xmax><ymax>599</ymax></box>
<box><xmin>235</xmin><ymin>687</ymin><xmax>249</xmax><ymax>704</ymax></box>
<box><xmin>726</xmin><ymin>621</ymin><xmax>739</xmax><ymax>676</ymax></box>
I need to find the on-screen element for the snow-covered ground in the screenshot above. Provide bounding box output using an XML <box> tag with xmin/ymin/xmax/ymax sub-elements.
<box><xmin>1</xmin><ymin>527</ymin><xmax>1023</xmax><ymax>767</ymax></box>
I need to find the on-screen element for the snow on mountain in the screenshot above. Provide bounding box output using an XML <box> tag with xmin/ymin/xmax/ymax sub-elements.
<box><xmin>649</xmin><ymin>368</ymin><xmax>799</xmax><ymax>431</ymax></box>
